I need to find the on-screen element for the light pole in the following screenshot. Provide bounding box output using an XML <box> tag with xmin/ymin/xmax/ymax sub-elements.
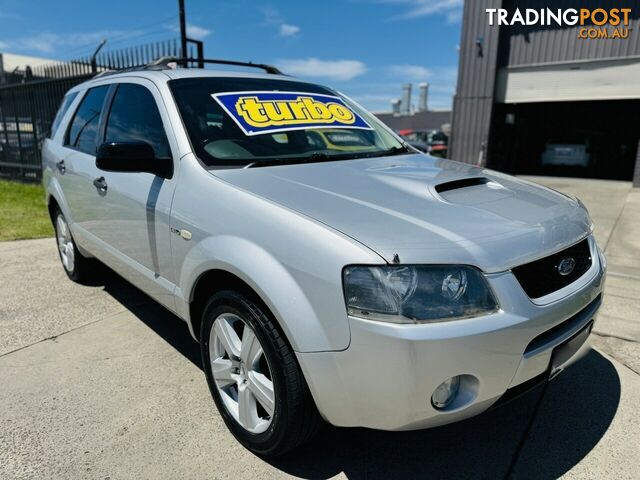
<box><xmin>179</xmin><ymin>0</ymin><xmax>187</xmax><ymax>61</ymax></box>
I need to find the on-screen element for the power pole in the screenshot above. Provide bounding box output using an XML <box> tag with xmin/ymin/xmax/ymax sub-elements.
<box><xmin>179</xmin><ymin>0</ymin><xmax>187</xmax><ymax>60</ymax></box>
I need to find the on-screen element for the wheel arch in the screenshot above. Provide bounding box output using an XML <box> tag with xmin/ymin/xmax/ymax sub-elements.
<box><xmin>44</xmin><ymin>176</ymin><xmax>72</xmax><ymax>225</ymax></box>
<box><xmin>189</xmin><ymin>269</ymin><xmax>259</xmax><ymax>342</ymax></box>
<box><xmin>181</xmin><ymin>235</ymin><xmax>346</xmax><ymax>352</ymax></box>
<box><xmin>47</xmin><ymin>193</ymin><xmax>60</xmax><ymax>222</ymax></box>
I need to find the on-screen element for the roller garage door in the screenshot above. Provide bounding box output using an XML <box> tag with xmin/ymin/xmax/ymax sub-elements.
<box><xmin>488</xmin><ymin>57</ymin><xmax>640</xmax><ymax>181</ymax></box>
<box><xmin>496</xmin><ymin>58</ymin><xmax>640</xmax><ymax>104</ymax></box>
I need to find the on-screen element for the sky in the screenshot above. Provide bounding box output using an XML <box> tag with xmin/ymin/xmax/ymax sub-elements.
<box><xmin>0</xmin><ymin>0</ymin><xmax>463</xmax><ymax>112</ymax></box>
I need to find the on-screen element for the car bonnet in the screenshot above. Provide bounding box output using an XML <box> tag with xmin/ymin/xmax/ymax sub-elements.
<box><xmin>212</xmin><ymin>154</ymin><xmax>592</xmax><ymax>273</ymax></box>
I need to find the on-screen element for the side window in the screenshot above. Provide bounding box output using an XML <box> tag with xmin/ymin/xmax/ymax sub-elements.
<box><xmin>50</xmin><ymin>91</ymin><xmax>78</xmax><ymax>139</ymax></box>
<box><xmin>105</xmin><ymin>83</ymin><xmax>171</xmax><ymax>158</ymax></box>
<box><xmin>65</xmin><ymin>86</ymin><xmax>109</xmax><ymax>154</ymax></box>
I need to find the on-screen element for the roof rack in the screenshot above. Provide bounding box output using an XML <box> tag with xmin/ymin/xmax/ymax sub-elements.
<box><xmin>93</xmin><ymin>56</ymin><xmax>283</xmax><ymax>79</ymax></box>
<box><xmin>92</xmin><ymin>59</ymin><xmax>171</xmax><ymax>78</ymax></box>
<box><xmin>180</xmin><ymin>57</ymin><xmax>283</xmax><ymax>75</ymax></box>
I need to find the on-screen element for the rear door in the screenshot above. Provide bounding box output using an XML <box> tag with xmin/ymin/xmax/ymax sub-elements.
<box><xmin>86</xmin><ymin>79</ymin><xmax>179</xmax><ymax>310</ymax></box>
<box><xmin>58</xmin><ymin>85</ymin><xmax>110</xmax><ymax>251</ymax></box>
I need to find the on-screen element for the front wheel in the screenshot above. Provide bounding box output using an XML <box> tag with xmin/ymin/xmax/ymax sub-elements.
<box><xmin>200</xmin><ymin>290</ymin><xmax>320</xmax><ymax>456</ymax></box>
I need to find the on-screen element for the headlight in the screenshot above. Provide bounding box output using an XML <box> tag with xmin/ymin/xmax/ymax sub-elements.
<box><xmin>343</xmin><ymin>265</ymin><xmax>498</xmax><ymax>323</ymax></box>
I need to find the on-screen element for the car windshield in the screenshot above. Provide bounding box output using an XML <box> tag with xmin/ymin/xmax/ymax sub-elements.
<box><xmin>169</xmin><ymin>77</ymin><xmax>409</xmax><ymax>168</ymax></box>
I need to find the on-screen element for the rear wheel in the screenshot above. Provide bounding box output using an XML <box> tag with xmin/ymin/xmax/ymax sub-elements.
<box><xmin>53</xmin><ymin>209</ymin><xmax>97</xmax><ymax>283</ymax></box>
<box><xmin>201</xmin><ymin>290</ymin><xmax>320</xmax><ymax>456</ymax></box>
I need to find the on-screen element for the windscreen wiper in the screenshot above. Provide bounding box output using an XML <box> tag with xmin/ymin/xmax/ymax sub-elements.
<box><xmin>244</xmin><ymin>145</ymin><xmax>415</xmax><ymax>168</ymax></box>
<box><xmin>244</xmin><ymin>152</ymin><xmax>357</xmax><ymax>168</ymax></box>
<box><xmin>243</xmin><ymin>155</ymin><xmax>329</xmax><ymax>168</ymax></box>
<box><xmin>377</xmin><ymin>145</ymin><xmax>415</xmax><ymax>157</ymax></box>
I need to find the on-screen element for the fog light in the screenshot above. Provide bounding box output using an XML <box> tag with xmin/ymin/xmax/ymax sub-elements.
<box><xmin>431</xmin><ymin>376</ymin><xmax>461</xmax><ymax>409</ymax></box>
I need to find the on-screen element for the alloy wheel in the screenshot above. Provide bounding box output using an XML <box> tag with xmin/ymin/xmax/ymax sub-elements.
<box><xmin>56</xmin><ymin>214</ymin><xmax>75</xmax><ymax>273</ymax></box>
<box><xmin>209</xmin><ymin>313</ymin><xmax>275</xmax><ymax>434</ymax></box>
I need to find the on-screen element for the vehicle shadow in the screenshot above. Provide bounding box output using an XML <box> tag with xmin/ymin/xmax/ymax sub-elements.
<box><xmin>267</xmin><ymin>349</ymin><xmax>620</xmax><ymax>479</ymax></box>
<box><xmin>94</xmin><ymin>265</ymin><xmax>203</xmax><ymax>368</ymax></box>
<box><xmin>97</xmin><ymin>268</ymin><xmax>620</xmax><ymax>480</ymax></box>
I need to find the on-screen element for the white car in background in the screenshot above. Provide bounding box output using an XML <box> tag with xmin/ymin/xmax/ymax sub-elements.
<box><xmin>541</xmin><ymin>139</ymin><xmax>591</xmax><ymax>168</ymax></box>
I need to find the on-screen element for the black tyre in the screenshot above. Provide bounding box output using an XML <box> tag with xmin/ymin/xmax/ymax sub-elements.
<box><xmin>200</xmin><ymin>289</ymin><xmax>320</xmax><ymax>456</ymax></box>
<box><xmin>52</xmin><ymin>208</ymin><xmax>98</xmax><ymax>283</ymax></box>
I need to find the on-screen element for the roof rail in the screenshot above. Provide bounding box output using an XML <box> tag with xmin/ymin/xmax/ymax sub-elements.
<box><xmin>144</xmin><ymin>56</ymin><xmax>181</xmax><ymax>70</ymax></box>
<box><xmin>91</xmin><ymin>59</ymin><xmax>171</xmax><ymax>78</ymax></box>
<box><xmin>180</xmin><ymin>57</ymin><xmax>283</xmax><ymax>75</ymax></box>
<box><xmin>92</xmin><ymin>56</ymin><xmax>284</xmax><ymax>79</ymax></box>
<box><xmin>146</xmin><ymin>56</ymin><xmax>283</xmax><ymax>74</ymax></box>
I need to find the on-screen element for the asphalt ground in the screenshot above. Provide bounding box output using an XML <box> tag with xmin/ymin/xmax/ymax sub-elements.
<box><xmin>1</xmin><ymin>176</ymin><xmax>639</xmax><ymax>479</ymax></box>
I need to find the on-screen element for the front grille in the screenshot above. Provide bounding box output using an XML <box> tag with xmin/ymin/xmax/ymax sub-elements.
<box><xmin>512</xmin><ymin>239</ymin><xmax>592</xmax><ymax>299</ymax></box>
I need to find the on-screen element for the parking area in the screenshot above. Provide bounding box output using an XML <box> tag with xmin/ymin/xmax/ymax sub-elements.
<box><xmin>1</xmin><ymin>177</ymin><xmax>639</xmax><ymax>479</ymax></box>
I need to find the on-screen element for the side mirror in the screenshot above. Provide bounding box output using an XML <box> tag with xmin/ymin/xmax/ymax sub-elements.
<box><xmin>96</xmin><ymin>142</ymin><xmax>173</xmax><ymax>178</ymax></box>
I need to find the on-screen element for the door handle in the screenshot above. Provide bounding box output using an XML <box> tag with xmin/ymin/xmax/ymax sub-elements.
<box><xmin>55</xmin><ymin>160</ymin><xmax>66</xmax><ymax>174</ymax></box>
<box><xmin>93</xmin><ymin>176</ymin><xmax>108</xmax><ymax>193</ymax></box>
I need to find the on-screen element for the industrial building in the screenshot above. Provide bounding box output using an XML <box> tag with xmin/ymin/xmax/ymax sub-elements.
<box><xmin>375</xmin><ymin>82</ymin><xmax>451</xmax><ymax>133</ymax></box>
<box><xmin>0</xmin><ymin>52</ymin><xmax>58</xmax><ymax>83</ymax></box>
<box><xmin>450</xmin><ymin>0</ymin><xmax>640</xmax><ymax>186</ymax></box>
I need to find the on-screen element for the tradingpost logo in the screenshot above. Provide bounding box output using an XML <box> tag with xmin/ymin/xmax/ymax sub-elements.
<box><xmin>485</xmin><ymin>7</ymin><xmax>633</xmax><ymax>39</ymax></box>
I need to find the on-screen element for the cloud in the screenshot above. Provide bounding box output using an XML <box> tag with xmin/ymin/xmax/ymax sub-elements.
<box><xmin>343</xmin><ymin>85</ymin><xmax>402</xmax><ymax>113</ymax></box>
<box><xmin>389</xmin><ymin>64</ymin><xmax>431</xmax><ymax>80</ymax></box>
<box><xmin>262</xmin><ymin>7</ymin><xmax>301</xmax><ymax>38</ymax></box>
<box><xmin>0</xmin><ymin>10</ymin><xmax>20</xmax><ymax>19</ymax></box>
<box><xmin>379</xmin><ymin>0</ymin><xmax>463</xmax><ymax>21</ymax></box>
<box><xmin>277</xmin><ymin>58</ymin><xmax>367</xmax><ymax>81</ymax></box>
<box><xmin>349</xmin><ymin>93</ymin><xmax>399</xmax><ymax>111</ymax></box>
<box><xmin>186</xmin><ymin>23</ymin><xmax>212</xmax><ymax>39</ymax></box>
<box><xmin>168</xmin><ymin>23</ymin><xmax>212</xmax><ymax>40</ymax></box>
<box><xmin>0</xmin><ymin>31</ymin><xmax>128</xmax><ymax>54</ymax></box>
<box><xmin>340</xmin><ymin>65</ymin><xmax>458</xmax><ymax>112</ymax></box>
<box><xmin>261</xmin><ymin>6</ymin><xmax>283</xmax><ymax>25</ymax></box>
<box><xmin>1</xmin><ymin>22</ymin><xmax>211</xmax><ymax>57</ymax></box>
<box><xmin>279</xmin><ymin>24</ymin><xmax>300</xmax><ymax>37</ymax></box>
<box><xmin>445</xmin><ymin>8</ymin><xmax>463</xmax><ymax>24</ymax></box>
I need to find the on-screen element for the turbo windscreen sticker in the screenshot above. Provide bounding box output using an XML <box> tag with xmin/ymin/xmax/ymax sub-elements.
<box><xmin>211</xmin><ymin>91</ymin><xmax>373</xmax><ymax>136</ymax></box>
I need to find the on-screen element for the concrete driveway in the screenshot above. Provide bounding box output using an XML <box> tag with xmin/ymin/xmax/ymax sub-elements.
<box><xmin>1</xmin><ymin>177</ymin><xmax>639</xmax><ymax>479</ymax></box>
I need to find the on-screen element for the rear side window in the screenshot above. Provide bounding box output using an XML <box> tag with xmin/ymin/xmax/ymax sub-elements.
<box><xmin>65</xmin><ymin>86</ymin><xmax>109</xmax><ymax>155</ymax></box>
<box><xmin>105</xmin><ymin>83</ymin><xmax>171</xmax><ymax>158</ymax></box>
<box><xmin>50</xmin><ymin>92</ymin><xmax>78</xmax><ymax>139</ymax></box>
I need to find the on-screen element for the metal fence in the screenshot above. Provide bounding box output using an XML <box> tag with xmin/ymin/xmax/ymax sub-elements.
<box><xmin>0</xmin><ymin>39</ymin><xmax>189</xmax><ymax>182</ymax></box>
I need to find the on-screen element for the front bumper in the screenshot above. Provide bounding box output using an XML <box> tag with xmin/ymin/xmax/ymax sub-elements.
<box><xmin>296</xmin><ymin>237</ymin><xmax>605</xmax><ymax>430</ymax></box>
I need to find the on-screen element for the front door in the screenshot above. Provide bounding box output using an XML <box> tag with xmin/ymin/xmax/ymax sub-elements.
<box><xmin>85</xmin><ymin>80</ymin><xmax>179</xmax><ymax>310</ymax></box>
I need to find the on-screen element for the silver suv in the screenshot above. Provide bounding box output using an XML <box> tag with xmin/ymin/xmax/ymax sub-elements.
<box><xmin>43</xmin><ymin>60</ymin><xmax>606</xmax><ymax>456</ymax></box>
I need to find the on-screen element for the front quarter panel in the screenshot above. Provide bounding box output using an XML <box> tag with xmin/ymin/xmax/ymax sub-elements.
<box><xmin>171</xmin><ymin>156</ymin><xmax>384</xmax><ymax>352</ymax></box>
